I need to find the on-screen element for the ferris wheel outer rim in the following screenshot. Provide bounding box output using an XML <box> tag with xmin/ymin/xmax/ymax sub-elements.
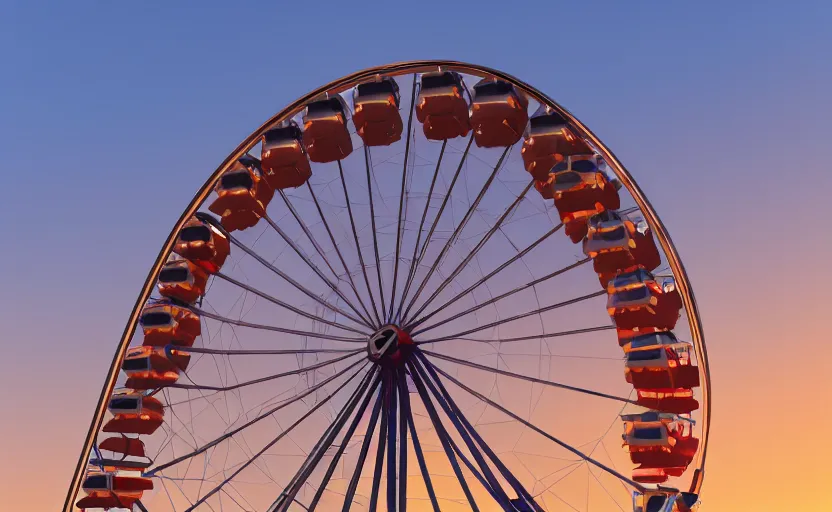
<box><xmin>62</xmin><ymin>59</ymin><xmax>712</xmax><ymax>512</ymax></box>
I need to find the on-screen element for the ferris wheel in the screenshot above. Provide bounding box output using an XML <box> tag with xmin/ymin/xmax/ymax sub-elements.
<box><xmin>64</xmin><ymin>61</ymin><xmax>711</xmax><ymax>512</ymax></box>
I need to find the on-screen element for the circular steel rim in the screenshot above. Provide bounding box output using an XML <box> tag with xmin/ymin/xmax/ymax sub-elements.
<box><xmin>63</xmin><ymin>60</ymin><xmax>711</xmax><ymax>511</ymax></box>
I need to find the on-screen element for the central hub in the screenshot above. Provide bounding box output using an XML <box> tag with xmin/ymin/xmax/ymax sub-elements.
<box><xmin>367</xmin><ymin>324</ymin><xmax>413</xmax><ymax>364</ymax></box>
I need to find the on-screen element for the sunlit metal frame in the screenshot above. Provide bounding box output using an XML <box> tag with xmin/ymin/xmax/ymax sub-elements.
<box><xmin>63</xmin><ymin>60</ymin><xmax>711</xmax><ymax>511</ymax></box>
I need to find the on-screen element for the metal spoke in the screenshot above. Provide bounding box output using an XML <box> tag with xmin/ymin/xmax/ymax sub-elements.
<box><xmin>181</xmin><ymin>366</ymin><xmax>374</xmax><ymax>511</ymax></box>
<box><xmin>279</xmin><ymin>188</ymin><xmax>376</xmax><ymax>325</ymax></box>
<box><xmin>171</xmin><ymin>350</ymin><xmax>364</xmax><ymax>391</ymax></box>
<box><xmin>411</xmin><ymin>258</ymin><xmax>595</xmax><ymax>338</ymax></box>
<box><xmin>421</xmin><ymin>349</ymin><xmax>634</xmax><ymax>403</ymax></box>
<box><xmin>399</xmin><ymin>368</ymin><xmax>441</xmax><ymax>512</ymax></box>
<box><xmin>306</xmin><ymin>181</ymin><xmax>377</xmax><ymax>326</ymax></box>
<box><xmin>418</xmin><ymin>324</ymin><xmax>616</xmax><ymax>345</ymax></box>
<box><xmin>429</xmin><ymin>362</ymin><xmax>647</xmax><ymax>491</ymax></box>
<box><xmin>387</xmin><ymin>73</ymin><xmax>419</xmax><ymax>322</ymax></box>
<box><xmin>264</xmin><ymin>212</ymin><xmax>374</xmax><ymax>328</ymax></box>
<box><xmin>404</xmin><ymin>179</ymin><xmax>534</xmax><ymax>327</ymax></box>
<box><xmin>308</xmin><ymin>371</ymin><xmax>381</xmax><ymax>510</ymax></box>
<box><xmin>192</xmin><ymin>307</ymin><xmax>365</xmax><ymax>343</ymax></box>
<box><xmin>338</xmin><ymin>159</ymin><xmax>384</xmax><ymax>326</ymax></box>
<box><xmin>214</xmin><ymin>272</ymin><xmax>367</xmax><ymax>335</ymax></box>
<box><xmin>396</xmin><ymin>369</ymin><xmax>408</xmax><ymax>512</ymax></box>
<box><xmin>269</xmin><ymin>367</ymin><xmax>380</xmax><ymax>512</ymax></box>
<box><xmin>364</xmin><ymin>146</ymin><xmax>388</xmax><ymax>322</ymax></box>
<box><xmin>226</xmin><ymin>230</ymin><xmax>372</xmax><ymax>329</ymax></box>
<box><xmin>178</xmin><ymin>347</ymin><xmax>359</xmax><ymax>356</ymax></box>
<box><xmin>368</xmin><ymin>375</ymin><xmax>389</xmax><ymax>512</ymax></box>
<box><xmin>386</xmin><ymin>369</ymin><xmax>399</xmax><ymax>512</ymax></box>
<box><xmin>409</xmin><ymin>356</ymin><xmax>515</xmax><ymax>510</ymax></box>
<box><xmin>406</xmin><ymin>222</ymin><xmax>562</xmax><ymax>331</ymax></box>
<box><xmin>396</xmin><ymin>135</ymin><xmax>473</xmax><ymax>322</ymax></box>
<box><xmin>394</xmin><ymin>140</ymin><xmax>447</xmax><ymax>323</ymax></box>
<box><xmin>147</xmin><ymin>360</ymin><xmax>368</xmax><ymax>475</ymax></box>
<box><xmin>407</xmin><ymin>358</ymin><xmax>481</xmax><ymax>511</ymax></box>
<box><xmin>401</xmin><ymin>145</ymin><xmax>511</xmax><ymax>324</ymax></box>
<box><xmin>341</xmin><ymin>379</ymin><xmax>385</xmax><ymax>512</ymax></box>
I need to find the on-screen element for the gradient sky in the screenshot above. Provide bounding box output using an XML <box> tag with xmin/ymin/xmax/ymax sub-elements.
<box><xmin>2</xmin><ymin>1</ymin><xmax>832</xmax><ymax>510</ymax></box>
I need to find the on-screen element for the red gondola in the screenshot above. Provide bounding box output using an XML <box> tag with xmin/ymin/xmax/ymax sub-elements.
<box><xmin>607</xmin><ymin>269</ymin><xmax>682</xmax><ymax>336</ymax></box>
<box><xmin>76</xmin><ymin>491</ymin><xmax>138</xmax><ymax>510</ymax></box>
<box><xmin>633</xmin><ymin>490</ymin><xmax>700</xmax><ymax>512</ymax></box>
<box><xmin>139</xmin><ymin>299</ymin><xmax>201</xmax><ymax>348</ymax></box>
<box><xmin>82</xmin><ymin>471</ymin><xmax>153</xmax><ymax>494</ymax></box>
<box><xmin>552</xmin><ymin>155</ymin><xmax>619</xmax><ymax>215</ymax></box>
<box><xmin>415</xmin><ymin>71</ymin><xmax>471</xmax><ymax>141</ymax></box>
<box><xmin>521</xmin><ymin>107</ymin><xmax>593</xmax><ymax>180</ymax></box>
<box><xmin>534</xmin><ymin>175</ymin><xmax>555</xmax><ymax>200</ymax></box>
<box><xmin>302</xmin><ymin>96</ymin><xmax>353</xmax><ymax>162</ymax></box>
<box><xmin>102</xmin><ymin>390</ymin><xmax>164</xmax><ymax>436</ymax></box>
<box><xmin>156</xmin><ymin>256</ymin><xmax>208</xmax><ymax>304</ymax></box>
<box><xmin>622</xmin><ymin>412</ymin><xmax>698</xmax><ymax>484</ymax></box>
<box><xmin>208</xmin><ymin>156</ymin><xmax>274</xmax><ymax>232</ymax></box>
<box><xmin>122</xmin><ymin>345</ymin><xmax>190</xmax><ymax>390</ymax></box>
<box><xmin>352</xmin><ymin>77</ymin><xmax>403</xmax><ymax>147</ymax></box>
<box><xmin>260</xmin><ymin>121</ymin><xmax>312</xmax><ymax>189</ymax></box>
<box><xmin>99</xmin><ymin>436</ymin><xmax>146</xmax><ymax>458</ymax></box>
<box><xmin>625</xmin><ymin>332</ymin><xmax>700</xmax><ymax>390</ymax></box>
<box><xmin>583</xmin><ymin>211</ymin><xmax>661</xmax><ymax>286</ymax></box>
<box><xmin>470</xmin><ymin>78</ymin><xmax>529</xmax><ymax>148</ymax></box>
<box><xmin>92</xmin><ymin>435</ymin><xmax>153</xmax><ymax>471</ymax></box>
<box><xmin>173</xmin><ymin>215</ymin><xmax>230</xmax><ymax>274</ymax></box>
<box><xmin>636</xmin><ymin>388</ymin><xmax>699</xmax><ymax>414</ymax></box>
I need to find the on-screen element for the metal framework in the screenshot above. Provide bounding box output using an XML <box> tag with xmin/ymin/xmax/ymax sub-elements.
<box><xmin>64</xmin><ymin>60</ymin><xmax>711</xmax><ymax>512</ymax></box>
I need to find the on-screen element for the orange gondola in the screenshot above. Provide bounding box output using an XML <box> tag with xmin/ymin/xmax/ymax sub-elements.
<box><xmin>622</xmin><ymin>412</ymin><xmax>698</xmax><ymax>484</ymax></box>
<box><xmin>122</xmin><ymin>345</ymin><xmax>190</xmax><ymax>390</ymax></box>
<box><xmin>139</xmin><ymin>299</ymin><xmax>201</xmax><ymax>347</ymax></box>
<box><xmin>76</xmin><ymin>491</ymin><xmax>138</xmax><ymax>510</ymax></box>
<box><xmin>207</xmin><ymin>156</ymin><xmax>274</xmax><ymax>232</ymax></box>
<box><xmin>633</xmin><ymin>490</ymin><xmax>700</xmax><ymax>512</ymax></box>
<box><xmin>156</xmin><ymin>256</ymin><xmax>208</xmax><ymax>304</ymax></box>
<box><xmin>636</xmin><ymin>388</ymin><xmax>699</xmax><ymax>415</ymax></box>
<box><xmin>260</xmin><ymin>121</ymin><xmax>313</xmax><ymax>189</ymax></box>
<box><xmin>82</xmin><ymin>471</ymin><xmax>153</xmax><ymax>495</ymax></box>
<box><xmin>607</xmin><ymin>269</ymin><xmax>682</xmax><ymax>336</ymax></box>
<box><xmin>521</xmin><ymin>107</ymin><xmax>593</xmax><ymax>180</ymax></box>
<box><xmin>102</xmin><ymin>390</ymin><xmax>164</xmax><ymax>436</ymax></box>
<box><xmin>92</xmin><ymin>435</ymin><xmax>153</xmax><ymax>471</ymax></box>
<box><xmin>583</xmin><ymin>211</ymin><xmax>661</xmax><ymax>287</ymax></box>
<box><xmin>470</xmin><ymin>78</ymin><xmax>529</xmax><ymax>148</ymax></box>
<box><xmin>415</xmin><ymin>71</ymin><xmax>471</xmax><ymax>141</ymax></box>
<box><xmin>302</xmin><ymin>96</ymin><xmax>353</xmax><ymax>163</ymax></box>
<box><xmin>352</xmin><ymin>77</ymin><xmax>403</xmax><ymax>147</ymax></box>
<box><xmin>173</xmin><ymin>214</ymin><xmax>230</xmax><ymax>273</ymax></box>
<box><xmin>624</xmin><ymin>332</ymin><xmax>700</xmax><ymax>390</ymax></box>
<box><xmin>552</xmin><ymin>155</ymin><xmax>620</xmax><ymax>216</ymax></box>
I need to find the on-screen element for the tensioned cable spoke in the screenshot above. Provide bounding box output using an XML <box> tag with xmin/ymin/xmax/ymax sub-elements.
<box><xmin>147</xmin><ymin>359</ymin><xmax>368</xmax><ymax>475</ymax></box>
<box><xmin>401</xmin><ymin>145</ymin><xmax>511</xmax><ymax>324</ymax></box>
<box><xmin>171</xmin><ymin>350</ymin><xmax>364</xmax><ymax>391</ymax></box>
<box><xmin>409</xmin><ymin>357</ymin><xmax>515</xmax><ymax>510</ymax></box>
<box><xmin>279</xmin><ymin>188</ymin><xmax>376</xmax><ymax>325</ymax></box>
<box><xmin>214</xmin><ymin>272</ymin><xmax>367</xmax><ymax>335</ymax></box>
<box><xmin>396</xmin><ymin>136</ymin><xmax>473</xmax><ymax>323</ymax></box>
<box><xmin>411</xmin><ymin>258</ymin><xmax>595</xmax><ymax>337</ymax></box>
<box><xmin>308</xmin><ymin>371</ymin><xmax>381</xmax><ymax>510</ymax></box>
<box><xmin>177</xmin><ymin>346</ymin><xmax>358</xmax><ymax>356</ymax></box>
<box><xmin>364</xmin><ymin>146</ymin><xmax>388</xmax><ymax>322</ymax></box>
<box><xmin>387</xmin><ymin>73</ymin><xmax>419</xmax><ymax>323</ymax></box>
<box><xmin>341</xmin><ymin>379</ymin><xmax>385</xmax><ymax>512</ymax></box>
<box><xmin>429</xmin><ymin>362</ymin><xmax>646</xmax><ymax>491</ymax></box>
<box><xmin>191</xmin><ymin>307</ymin><xmax>365</xmax><ymax>342</ymax></box>
<box><xmin>398</xmin><ymin>367</ymin><xmax>441</xmax><ymax>512</ymax></box>
<box><xmin>406</xmin><ymin>222</ymin><xmax>562</xmax><ymax>331</ymax></box>
<box><xmin>404</xmin><ymin>179</ymin><xmax>534</xmax><ymax>327</ymax></box>
<box><xmin>407</xmin><ymin>359</ymin><xmax>481</xmax><ymax>511</ymax></box>
<box><xmin>226</xmin><ymin>231</ymin><xmax>372</xmax><ymax>329</ymax></box>
<box><xmin>269</xmin><ymin>367</ymin><xmax>380</xmax><ymax>512</ymax></box>
<box><xmin>338</xmin><ymin>160</ymin><xmax>384</xmax><ymax>326</ymax></box>
<box><xmin>394</xmin><ymin>140</ymin><xmax>447</xmax><ymax>323</ymax></box>
<box><xmin>305</xmin><ymin>181</ymin><xmax>377</xmax><ymax>326</ymax></box>
<box><xmin>421</xmin><ymin>350</ymin><xmax>634</xmax><ymax>403</ymax></box>
<box><xmin>264</xmin><ymin>212</ymin><xmax>374</xmax><ymax>328</ymax></box>
<box><xmin>396</xmin><ymin>369</ymin><xmax>408</xmax><ymax>512</ymax></box>
<box><xmin>419</xmin><ymin>324</ymin><xmax>617</xmax><ymax>345</ymax></box>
